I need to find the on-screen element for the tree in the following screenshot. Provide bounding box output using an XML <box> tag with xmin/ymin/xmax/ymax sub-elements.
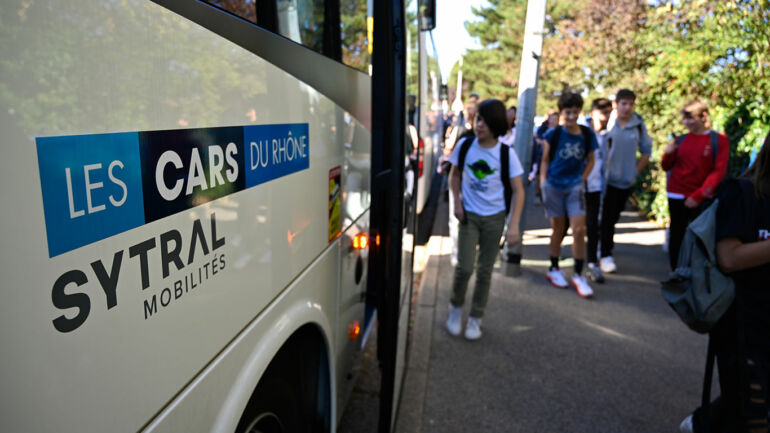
<box><xmin>458</xmin><ymin>0</ymin><xmax>769</xmax><ymax>224</ymax></box>
<box><xmin>639</xmin><ymin>0</ymin><xmax>770</xmax><ymax>223</ymax></box>
<box><xmin>461</xmin><ymin>0</ymin><xmax>528</xmax><ymax>105</ymax></box>
<box><xmin>539</xmin><ymin>0</ymin><xmax>650</xmax><ymax>109</ymax></box>
<box><xmin>341</xmin><ymin>0</ymin><xmax>370</xmax><ymax>72</ymax></box>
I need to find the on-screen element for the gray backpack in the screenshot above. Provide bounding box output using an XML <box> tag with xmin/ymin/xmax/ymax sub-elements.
<box><xmin>661</xmin><ymin>179</ymin><xmax>753</xmax><ymax>333</ymax></box>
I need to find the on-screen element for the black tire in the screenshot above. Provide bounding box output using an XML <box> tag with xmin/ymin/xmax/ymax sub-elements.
<box><xmin>236</xmin><ymin>375</ymin><xmax>301</xmax><ymax>433</ymax></box>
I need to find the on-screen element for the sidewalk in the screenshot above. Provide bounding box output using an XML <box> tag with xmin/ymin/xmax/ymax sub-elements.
<box><xmin>396</xmin><ymin>186</ymin><xmax>707</xmax><ymax>433</ymax></box>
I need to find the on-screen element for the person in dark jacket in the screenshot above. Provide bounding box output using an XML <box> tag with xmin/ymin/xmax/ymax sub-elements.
<box><xmin>680</xmin><ymin>132</ymin><xmax>770</xmax><ymax>433</ymax></box>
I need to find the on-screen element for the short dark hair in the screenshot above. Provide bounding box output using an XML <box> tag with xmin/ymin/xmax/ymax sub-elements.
<box><xmin>742</xmin><ymin>132</ymin><xmax>770</xmax><ymax>199</ymax></box>
<box><xmin>477</xmin><ymin>99</ymin><xmax>508</xmax><ymax>138</ymax></box>
<box><xmin>557</xmin><ymin>92</ymin><xmax>583</xmax><ymax>111</ymax></box>
<box><xmin>468</xmin><ymin>92</ymin><xmax>481</xmax><ymax>101</ymax></box>
<box><xmin>591</xmin><ymin>98</ymin><xmax>611</xmax><ymax>111</ymax></box>
<box><xmin>616</xmin><ymin>89</ymin><xmax>636</xmax><ymax>102</ymax></box>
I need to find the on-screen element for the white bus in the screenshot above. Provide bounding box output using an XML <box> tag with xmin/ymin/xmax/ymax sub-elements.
<box><xmin>414</xmin><ymin>25</ymin><xmax>443</xmax><ymax>217</ymax></box>
<box><xmin>0</xmin><ymin>0</ymin><xmax>433</xmax><ymax>431</ymax></box>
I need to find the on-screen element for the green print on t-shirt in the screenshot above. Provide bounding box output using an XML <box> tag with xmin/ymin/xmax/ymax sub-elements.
<box><xmin>467</xmin><ymin>159</ymin><xmax>496</xmax><ymax>180</ymax></box>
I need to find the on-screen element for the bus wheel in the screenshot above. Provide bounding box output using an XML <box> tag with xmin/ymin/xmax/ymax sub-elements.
<box><xmin>237</xmin><ymin>376</ymin><xmax>300</xmax><ymax>433</ymax></box>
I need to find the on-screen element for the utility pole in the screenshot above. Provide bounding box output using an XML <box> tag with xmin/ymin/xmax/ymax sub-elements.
<box><xmin>503</xmin><ymin>0</ymin><xmax>547</xmax><ymax>272</ymax></box>
<box><xmin>451</xmin><ymin>57</ymin><xmax>464</xmax><ymax>113</ymax></box>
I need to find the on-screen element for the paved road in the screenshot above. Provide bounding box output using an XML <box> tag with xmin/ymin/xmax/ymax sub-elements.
<box><xmin>396</xmin><ymin>185</ymin><xmax>709</xmax><ymax>433</ymax></box>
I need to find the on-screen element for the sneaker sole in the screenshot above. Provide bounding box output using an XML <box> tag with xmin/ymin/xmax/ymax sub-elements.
<box><xmin>571</xmin><ymin>280</ymin><xmax>594</xmax><ymax>298</ymax></box>
<box><xmin>545</xmin><ymin>274</ymin><xmax>568</xmax><ymax>289</ymax></box>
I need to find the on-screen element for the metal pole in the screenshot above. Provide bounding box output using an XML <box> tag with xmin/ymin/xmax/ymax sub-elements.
<box><xmin>504</xmin><ymin>0</ymin><xmax>547</xmax><ymax>271</ymax></box>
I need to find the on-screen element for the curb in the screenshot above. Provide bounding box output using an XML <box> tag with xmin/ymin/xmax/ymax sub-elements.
<box><xmin>395</xmin><ymin>236</ymin><xmax>445</xmax><ymax>433</ymax></box>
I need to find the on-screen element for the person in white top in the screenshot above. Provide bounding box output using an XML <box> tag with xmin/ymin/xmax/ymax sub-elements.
<box><xmin>445</xmin><ymin>99</ymin><xmax>525</xmax><ymax>340</ymax></box>
<box><xmin>499</xmin><ymin>105</ymin><xmax>517</xmax><ymax>147</ymax></box>
<box><xmin>583</xmin><ymin>98</ymin><xmax>613</xmax><ymax>283</ymax></box>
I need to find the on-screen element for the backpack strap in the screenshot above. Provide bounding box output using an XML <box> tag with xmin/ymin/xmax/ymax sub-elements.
<box><xmin>675</xmin><ymin>134</ymin><xmax>687</xmax><ymax>146</ymax></box>
<box><xmin>580</xmin><ymin>125</ymin><xmax>592</xmax><ymax>160</ymax></box>
<box><xmin>500</xmin><ymin>143</ymin><xmax>512</xmax><ymax>214</ymax></box>
<box><xmin>702</xmin><ymin>336</ymin><xmax>716</xmax><ymax>428</ymax></box>
<box><xmin>457</xmin><ymin>137</ymin><xmax>474</xmax><ymax>185</ymax></box>
<box><xmin>547</xmin><ymin>126</ymin><xmax>562</xmax><ymax>164</ymax></box>
<box><xmin>634</xmin><ymin>113</ymin><xmax>648</xmax><ymax>147</ymax></box>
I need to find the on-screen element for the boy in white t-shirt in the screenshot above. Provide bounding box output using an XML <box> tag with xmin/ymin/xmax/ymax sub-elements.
<box><xmin>446</xmin><ymin>99</ymin><xmax>525</xmax><ymax>340</ymax></box>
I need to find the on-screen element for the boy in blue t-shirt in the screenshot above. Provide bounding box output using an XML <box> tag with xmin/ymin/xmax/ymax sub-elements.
<box><xmin>538</xmin><ymin>92</ymin><xmax>598</xmax><ymax>298</ymax></box>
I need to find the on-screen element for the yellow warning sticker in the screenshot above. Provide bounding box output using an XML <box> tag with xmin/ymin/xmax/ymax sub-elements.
<box><xmin>329</xmin><ymin>166</ymin><xmax>341</xmax><ymax>241</ymax></box>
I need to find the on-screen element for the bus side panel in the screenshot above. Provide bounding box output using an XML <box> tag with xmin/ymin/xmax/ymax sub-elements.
<box><xmin>334</xmin><ymin>211</ymin><xmax>369</xmax><ymax>421</ymax></box>
<box><xmin>144</xmin><ymin>214</ymin><xmax>369</xmax><ymax>433</ymax></box>
<box><xmin>0</xmin><ymin>1</ymin><xmax>370</xmax><ymax>432</ymax></box>
<box><xmin>141</xmin><ymin>218</ymin><xmax>333</xmax><ymax>432</ymax></box>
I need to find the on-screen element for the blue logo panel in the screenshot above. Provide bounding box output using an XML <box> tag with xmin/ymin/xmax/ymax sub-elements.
<box><xmin>244</xmin><ymin>124</ymin><xmax>309</xmax><ymax>188</ymax></box>
<box><xmin>37</xmin><ymin>133</ymin><xmax>145</xmax><ymax>257</ymax></box>
<box><xmin>36</xmin><ymin>123</ymin><xmax>310</xmax><ymax>257</ymax></box>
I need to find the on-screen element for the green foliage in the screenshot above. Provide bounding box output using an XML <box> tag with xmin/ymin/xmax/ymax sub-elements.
<box><xmin>639</xmin><ymin>0</ymin><xmax>770</xmax><ymax>223</ymax></box>
<box><xmin>460</xmin><ymin>0</ymin><xmax>528</xmax><ymax>105</ymax></box>
<box><xmin>341</xmin><ymin>0</ymin><xmax>370</xmax><ymax>73</ymax></box>
<box><xmin>459</xmin><ymin>0</ymin><xmax>769</xmax><ymax>224</ymax></box>
<box><xmin>0</xmin><ymin>0</ymin><xmax>268</xmax><ymax>135</ymax></box>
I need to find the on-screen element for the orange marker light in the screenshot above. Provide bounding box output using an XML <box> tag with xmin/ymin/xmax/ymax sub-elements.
<box><xmin>348</xmin><ymin>320</ymin><xmax>361</xmax><ymax>340</ymax></box>
<box><xmin>353</xmin><ymin>233</ymin><xmax>368</xmax><ymax>250</ymax></box>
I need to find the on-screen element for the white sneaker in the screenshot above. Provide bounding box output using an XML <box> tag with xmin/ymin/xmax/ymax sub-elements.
<box><xmin>679</xmin><ymin>414</ymin><xmax>694</xmax><ymax>433</ymax></box>
<box><xmin>599</xmin><ymin>256</ymin><xmax>617</xmax><ymax>273</ymax></box>
<box><xmin>446</xmin><ymin>304</ymin><xmax>462</xmax><ymax>336</ymax></box>
<box><xmin>586</xmin><ymin>262</ymin><xmax>605</xmax><ymax>283</ymax></box>
<box><xmin>545</xmin><ymin>268</ymin><xmax>569</xmax><ymax>288</ymax></box>
<box><xmin>464</xmin><ymin>317</ymin><xmax>482</xmax><ymax>340</ymax></box>
<box><xmin>570</xmin><ymin>274</ymin><xmax>594</xmax><ymax>298</ymax></box>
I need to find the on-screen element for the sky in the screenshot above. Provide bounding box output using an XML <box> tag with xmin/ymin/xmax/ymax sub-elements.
<box><xmin>433</xmin><ymin>1</ymin><xmax>489</xmax><ymax>83</ymax></box>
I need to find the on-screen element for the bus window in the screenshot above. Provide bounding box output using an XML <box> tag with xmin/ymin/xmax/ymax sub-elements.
<box><xmin>275</xmin><ymin>0</ymin><xmax>325</xmax><ymax>54</ymax></box>
<box><xmin>340</xmin><ymin>0</ymin><xmax>370</xmax><ymax>73</ymax></box>
<box><xmin>204</xmin><ymin>0</ymin><xmax>257</xmax><ymax>23</ymax></box>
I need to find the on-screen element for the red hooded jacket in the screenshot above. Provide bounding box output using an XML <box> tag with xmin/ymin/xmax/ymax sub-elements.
<box><xmin>661</xmin><ymin>131</ymin><xmax>729</xmax><ymax>205</ymax></box>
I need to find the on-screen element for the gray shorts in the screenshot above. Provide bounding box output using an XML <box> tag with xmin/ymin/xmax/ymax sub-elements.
<box><xmin>542</xmin><ymin>180</ymin><xmax>585</xmax><ymax>219</ymax></box>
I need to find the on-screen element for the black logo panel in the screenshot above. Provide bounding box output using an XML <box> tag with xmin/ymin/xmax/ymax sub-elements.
<box><xmin>138</xmin><ymin>127</ymin><xmax>245</xmax><ymax>223</ymax></box>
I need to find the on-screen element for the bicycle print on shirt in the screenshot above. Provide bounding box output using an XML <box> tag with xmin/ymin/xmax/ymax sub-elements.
<box><xmin>558</xmin><ymin>140</ymin><xmax>585</xmax><ymax>160</ymax></box>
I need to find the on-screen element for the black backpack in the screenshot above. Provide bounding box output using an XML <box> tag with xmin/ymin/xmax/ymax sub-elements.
<box><xmin>457</xmin><ymin>137</ymin><xmax>513</xmax><ymax>214</ymax></box>
<box><xmin>547</xmin><ymin>125</ymin><xmax>593</xmax><ymax>164</ymax></box>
